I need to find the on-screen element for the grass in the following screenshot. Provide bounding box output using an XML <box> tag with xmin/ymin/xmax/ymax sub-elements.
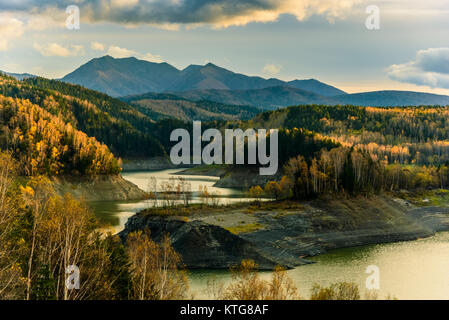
<box><xmin>395</xmin><ymin>188</ymin><xmax>449</xmax><ymax>207</ymax></box>
<box><xmin>225</xmin><ymin>223</ymin><xmax>265</xmax><ymax>235</ymax></box>
<box><xmin>139</xmin><ymin>200</ymin><xmax>306</xmax><ymax>217</ymax></box>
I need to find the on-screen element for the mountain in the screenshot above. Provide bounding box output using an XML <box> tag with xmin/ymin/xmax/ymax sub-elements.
<box><xmin>61</xmin><ymin>56</ymin><xmax>346</xmax><ymax>97</ymax></box>
<box><xmin>334</xmin><ymin>90</ymin><xmax>449</xmax><ymax>107</ymax></box>
<box><xmin>61</xmin><ymin>56</ymin><xmax>449</xmax><ymax>108</ymax></box>
<box><xmin>287</xmin><ymin>79</ymin><xmax>346</xmax><ymax>96</ymax></box>
<box><xmin>165</xmin><ymin>86</ymin><xmax>339</xmax><ymax>109</ymax></box>
<box><xmin>1</xmin><ymin>71</ymin><xmax>36</xmax><ymax>80</ymax></box>
<box><xmin>61</xmin><ymin>56</ymin><xmax>180</xmax><ymax>97</ymax></box>
<box><xmin>169</xmin><ymin>87</ymin><xmax>449</xmax><ymax>109</ymax></box>
<box><xmin>123</xmin><ymin>92</ymin><xmax>262</xmax><ymax>121</ymax></box>
<box><xmin>168</xmin><ymin>62</ymin><xmax>285</xmax><ymax>92</ymax></box>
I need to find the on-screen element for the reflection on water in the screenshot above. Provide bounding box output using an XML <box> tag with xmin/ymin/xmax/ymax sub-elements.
<box><xmin>189</xmin><ymin>232</ymin><xmax>449</xmax><ymax>300</ymax></box>
<box><xmin>90</xmin><ymin>169</ymin><xmax>248</xmax><ymax>233</ymax></box>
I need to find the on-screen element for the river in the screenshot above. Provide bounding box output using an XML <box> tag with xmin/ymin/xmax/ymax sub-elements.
<box><xmin>91</xmin><ymin>169</ymin><xmax>449</xmax><ymax>300</ymax></box>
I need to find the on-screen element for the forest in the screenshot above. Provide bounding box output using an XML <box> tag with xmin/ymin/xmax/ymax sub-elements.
<box><xmin>0</xmin><ymin>73</ymin><xmax>446</xmax><ymax>300</ymax></box>
<box><xmin>0</xmin><ymin>74</ymin><xmax>165</xmax><ymax>158</ymax></box>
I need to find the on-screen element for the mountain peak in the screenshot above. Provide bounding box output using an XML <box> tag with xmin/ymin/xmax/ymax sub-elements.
<box><xmin>61</xmin><ymin>56</ymin><xmax>346</xmax><ymax>97</ymax></box>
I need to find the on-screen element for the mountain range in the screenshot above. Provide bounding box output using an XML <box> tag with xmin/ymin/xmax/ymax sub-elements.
<box><xmin>60</xmin><ymin>56</ymin><xmax>449</xmax><ymax>109</ymax></box>
<box><xmin>61</xmin><ymin>55</ymin><xmax>346</xmax><ymax>97</ymax></box>
<box><xmin>6</xmin><ymin>55</ymin><xmax>449</xmax><ymax>109</ymax></box>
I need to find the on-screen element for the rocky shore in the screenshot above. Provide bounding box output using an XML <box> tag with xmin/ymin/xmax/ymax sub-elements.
<box><xmin>122</xmin><ymin>157</ymin><xmax>189</xmax><ymax>171</ymax></box>
<box><xmin>52</xmin><ymin>175</ymin><xmax>148</xmax><ymax>201</ymax></box>
<box><xmin>119</xmin><ymin>195</ymin><xmax>449</xmax><ymax>270</ymax></box>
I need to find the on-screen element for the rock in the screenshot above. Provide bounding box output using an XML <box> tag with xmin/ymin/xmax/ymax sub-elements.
<box><xmin>122</xmin><ymin>157</ymin><xmax>189</xmax><ymax>171</ymax></box>
<box><xmin>119</xmin><ymin>215</ymin><xmax>308</xmax><ymax>270</ymax></box>
<box><xmin>119</xmin><ymin>195</ymin><xmax>449</xmax><ymax>269</ymax></box>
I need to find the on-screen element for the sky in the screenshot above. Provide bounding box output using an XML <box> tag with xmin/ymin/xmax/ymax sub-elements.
<box><xmin>1</xmin><ymin>0</ymin><xmax>449</xmax><ymax>95</ymax></box>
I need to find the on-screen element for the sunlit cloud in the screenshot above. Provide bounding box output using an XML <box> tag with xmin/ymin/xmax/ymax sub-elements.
<box><xmin>0</xmin><ymin>15</ymin><xmax>24</xmax><ymax>51</ymax></box>
<box><xmin>34</xmin><ymin>43</ymin><xmax>85</xmax><ymax>57</ymax></box>
<box><xmin>263</xmin><ymin>63</ymin><xmax>282</xmax><ymax>76</ymax></box>
<box><xmin>91</xmin><ymin>41</ymin><xmax>105</xmax><ymax>51</ymax></box>
<box><xmin>107</xmin><ymin>45</ymin><xmax>163</xmax><ymax>63</ymax></box>
<box><xmin>0</xmin><ymin>0</ymin><xmax>363</xmax><ymax>28</ymax></box>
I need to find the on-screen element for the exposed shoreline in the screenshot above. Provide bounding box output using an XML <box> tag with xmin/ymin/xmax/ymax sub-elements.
<box><xmin>52</xmin><ymin>175</ymin><xmax>148</xmax><ymax>202</ymax></box>
<box><xmin>119</xmin><ymin>195</ymin><xmax>449</xmax><ymax>270</ymax></box>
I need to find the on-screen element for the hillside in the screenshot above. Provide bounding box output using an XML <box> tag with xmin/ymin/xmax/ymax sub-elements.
<box><xmin>0</xmin><ymin>93</ymin><xmax>120</xmax><ymax>176</ymax></box>
<box><xmin>0</xmin><ymin>75</ymin><xmax>165</xmax><ymax>158</ymax></box>
<box><xmin>168</xmin><ymin>87</ymin><xmax>449</xmax><ymax>109</ymax></box>
<box><xmin>61</xmin><ymin>56</ymin><xmax>345</xmax><ymax>97</ymax></box>
<box><xmin>123</xmin><ymin>92</ymin><xmax>262</xmax><ymax>121</ymax></box>
<box><xmin>335</xmin><ymin>90</ymin><xmax>449</xmax><ymax>107</ymax></box>
<box><xmin>168</xmin><ymin>86</ymin><xmax>339</xmax><ymax>110</ymax></box>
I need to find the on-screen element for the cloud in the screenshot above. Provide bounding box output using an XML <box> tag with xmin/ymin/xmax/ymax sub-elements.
<box><xmin>34</xmin><ymin>43</ymin><xmax>84</xmax><ymax>57</ymax></box>
<box><xmin>91</xmin><ymin>41</ymin><xmax>105</xmax><ymax>51</ymax></box>
<box><xmin>0</xmin><ymin>0</ymin><xmax>362</xmax><ymax>28</ymax></box>
<box><xmin>107</xmin><ymin>45</ymin><xmax>137</xmax><ymax>58</ymax></box>
<box><xmin>0</xmin><ymin>15</ymin><xmax>24</xmax><ymax>51</ymax></box>
<box><xmin>387</xmin><ymin>48</ymin><xmax>449</xmax><ymax>89</ymax></box>
<box><xmin>141</xmin><ymin>53</ymin><xmax>164</xmax><ymax>63</ymax></box>
<box><xmin>263</xmin><ymin>63</ymin><xmax>281</xmax><ymax>75</ymax></box>
<box><xmin>107</xmin><ymin>45</ymin><xmax>164</xmax><ymax>62</ymax></box>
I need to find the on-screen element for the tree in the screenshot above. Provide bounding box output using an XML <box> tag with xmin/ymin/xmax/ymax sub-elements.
<box><xmin>126</xmin><ymin>231</ymin><xmax>189</xmax><ymax>300</ymax></box>
<box><xmin>216</xmin><ymin>260</ymin><xmax>300</xmax><ymax>300</ymax></box>
<box><xmin>310</xmin><ymin>282</ymin><xmax>360</xmax><ymax>300</ymax></box>
<box><xmin>248</xmin><ymin>186</ymin><xmax>264</xmax><ymax>203</ymax></box>
<box><xmin>0</xmin><ymin>152</ymin><xmax>26</xmax><ymax>299</ymax></box>
<box><xmin>264</xmin><ymin>181</ymin><xmax>282</xmax><ymax>200</ymax></box>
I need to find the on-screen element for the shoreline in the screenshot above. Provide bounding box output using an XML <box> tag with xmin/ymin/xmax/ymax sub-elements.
<box><xmin>119</xmin><ymin>195</ymin><xmax>449</xmax><ymax>270</ymax></box>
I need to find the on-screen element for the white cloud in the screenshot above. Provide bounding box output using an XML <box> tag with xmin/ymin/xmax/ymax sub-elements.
<box><xmin>91</xmin><ymin>41</ymin><xmax>105</xmax><ymax>51</ymax></box>
<box><xmin>388</xmin><ymin>48</ymin><xmax>449</xmax><ymax>89</ymax></box>
<box><xmin>263</xmin><ymin>63</ymin><xmax>281</xmax><ymax>76</ymax></box>
<box><xmin>34</xmin><ymin>43</ymin><xmax>84</xmax><ymax>57</ymax></box>
<box><xmin>107</xmin><ymin>45</ymin><xmax>138</xmax><ymax>58</ymax></box>
<box><xmin>0</xmin><ymin>15</ymin><xmax>24</xmax><ymax>51</ymax></box>
<box><xmin>107</xmin><ymin>45</ymin><xmax>164</xmax><ymax>63</ymax></box>
<box><xmin>141</xmin><ymin>52</ymin><xmax>164</xmax><ymax>63</ymax></box>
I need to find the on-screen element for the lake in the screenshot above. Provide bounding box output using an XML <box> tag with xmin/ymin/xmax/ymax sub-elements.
<box><xmin>189</xmin><ymin>232</ymin><xmax>449</xmax><ymax>300</ymax></box>
<box><xmin>90</xmin><ymin>169</ymin><xmax>250</xmax><ymax>234</ymax></box>
<box><xmin>92</xmin><ymin>169</ymin><xmax>449</xmax><ymax>300</ymax></box>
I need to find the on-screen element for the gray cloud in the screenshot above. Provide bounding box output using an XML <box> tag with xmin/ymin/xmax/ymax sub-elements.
<box><xmin>0</xmin><ymin>0</ymin><xmax>361</xmax><ymax>27</ymax></box>
<box><xmin>388</xmin><ymin>48</ymin><xmax>449</xmax><ymax>89</ymax></box>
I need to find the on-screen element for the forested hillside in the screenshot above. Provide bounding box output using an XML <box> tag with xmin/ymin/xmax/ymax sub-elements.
<box><xmin>0</xmin><ymin>74</ymin><xmax>165</xmax><ymax>158</ymax></box>
<box><xmin>123</xmin><ymin>92</ymin><xmax>261</xmax><ymax>121</ymax></box>
<box><xmin>0</xmin><ymin>94</ymin><xmax>121</xmax><ymax>176</ymax></box>
<box><xmin>239</xmin><ymin>105</ymin><xmax>449</xmax><ymax>198</ymax></box>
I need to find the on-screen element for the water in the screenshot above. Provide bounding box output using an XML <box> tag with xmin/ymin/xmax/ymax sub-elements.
<box><xmin>90</xmin><ymin>169</ymin><xmax>249</xmax><ymax>233</ymax></box>
<box><xmin>91</xmin><ymin>169</ymin><xmax>449</xmax><ymax>300</ymax></box>
<box><xmin>189</xmin><ymin>232</ymin><xmax>449</xmax><ymax>300</ymax></box>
